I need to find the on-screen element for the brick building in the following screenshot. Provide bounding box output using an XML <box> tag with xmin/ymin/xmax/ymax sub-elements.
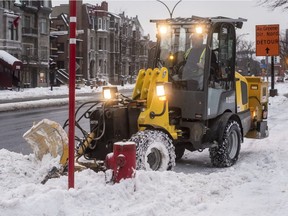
<box><xmin>0</xmin><ymin>0</ymin><xmax>52</xmax><ymax>89</ymax></box>
<box><xmin>0</xmin><ymin>0</ymin><xmax>150</xmax><ymax>89</ymax></box>
<box><xmin>51</xmin><ymin>0</ymin><xmax>149</xmax><ymax>85</ymax></box>
<box><xmin>0</xmin><ymin>1</ymin><xmax>22</xmax><ymax>89</ymax></box>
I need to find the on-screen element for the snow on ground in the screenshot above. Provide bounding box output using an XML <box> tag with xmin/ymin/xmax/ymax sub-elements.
<box><xmin>0</xmin><ymin>84</ymin><xmax>134</xmax><ymax>112</ymax></box>
<box><xmin>0</xmin><ymin>83</ymin><xmax>288</xmax><ymax>216</ymax></box>
<box><xmin>0</xmin><ymin>85</ymin><xmax>100</xmax><ymax>100</ymax></box>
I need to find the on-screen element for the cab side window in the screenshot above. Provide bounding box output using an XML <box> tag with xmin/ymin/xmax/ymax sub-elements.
<box><xmin>209</xmin><ymin>24</ymin><xmax>235</xmax><ymax>90</ymax></box>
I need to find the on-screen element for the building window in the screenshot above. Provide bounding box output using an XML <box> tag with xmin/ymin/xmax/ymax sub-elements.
<box><xmin>31</xmin><ymin>0</ymin><xmax>38</xmax><ymax>7</ymax></box>
<box><xmin>39</xmin><ymin>72</ymin><xmax>46</xmax><ymax>83</ymax></box>
<box><xmin>56</xmin><ymin>25</ymin><xmax>65</xmax><ymax>31</ymax></box>
<box><xmin>40</xmin><ymin>46</ymin><xmax>48</xmax><ymax>61</ymax></box>
<box><xmin>43</xmin><ymin>0</ymin><xmax>50</xmax><ymax>8</ymax></box>
<box><xmin>8</xmin><ymin>21</ymin><xmax>18</xmax><ymax>40</ymax></box>
<box><xmin>99</xmin><ymin>37</ymin><xmax>103</xmax><ymax>50</ymax></box>
<box><xmin>94</xmin><ymin>17</ymin><xmax>97</xmax><ymax>30</ymax></box>
<box><xmin>23</xmin><ymin>43</ymin><xmax>34</xmax><ymax>56</ymax></box>
<box><xmin>40</xmin><ymin>18</ymin><xmax>48</xmax><ymax>34</ymax></box>
<box><xmin>104</xmin><ymin>38</ymin><xmax>107</xmax><ymax>50</ymax></box>
<box><xmin>106</xmin><ymin>18</ymin><xmax>109</xmax><ymax>30</ymax></box>
<box><xmin>57</xmin><ymin>43</ymin><xmax>64</xmax><ymax>52</ymax></box>
<box><xmin>140</xmin><ymin>45</ymin><xmax>145</xmax><ymax>56</ymax></box>
<box><xmin>23</xmin><ymin>15</ymin><xmax>31</xmax><ymax>28</ymax></box>
<box><xmin>91</xmin><ymin>16</ymin><xmax>95</xmax><ymax>30</ymax></box>
<box><xmin>98</xmin><ymin>18</ymin><xmax>102</xmax><ymax>30</ymax></box>
<box><xmin>98</xmin><ymin>59</ymin><xmax>103</xmax><ymax>74</ymax></box>
<box><xmin>2</xmin><ymin>0</ymin><xmax>12</xmax><ymax>9</ymax></box>
<box><xmin>103</xmin><ymin>18</ymin><xmax>106</xmax><ymax>30</ymax></box>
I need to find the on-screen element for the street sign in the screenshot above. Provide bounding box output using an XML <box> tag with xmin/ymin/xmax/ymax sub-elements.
<box><xmin>256</xmin><ymin>24</ymin><xmax>279</xmax><ymax>56</ymax></box>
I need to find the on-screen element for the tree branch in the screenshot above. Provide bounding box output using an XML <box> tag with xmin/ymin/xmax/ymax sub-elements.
<box><xmin>257</xmin><ymin>0</ymin><xmax>288</xmax><ymax>10</ymax></box>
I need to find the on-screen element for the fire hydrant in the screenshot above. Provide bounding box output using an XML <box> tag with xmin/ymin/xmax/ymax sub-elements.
<box><xmin>106</xmin><ymin>141</ymin><xmax>136</xmax><ymax>183</ymax></box>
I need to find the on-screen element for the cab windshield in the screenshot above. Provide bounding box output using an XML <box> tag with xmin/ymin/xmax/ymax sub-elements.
<box><xmin>158</xmin><ymin>24</ymin><xmax>208</xmax><ymax>89</ymax></box>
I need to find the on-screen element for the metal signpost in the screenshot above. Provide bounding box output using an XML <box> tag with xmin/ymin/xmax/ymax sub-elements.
<box><xmin>68</xmin><ymin>0</ymin><xmax>76</xmax><ymax>189</ymax></box>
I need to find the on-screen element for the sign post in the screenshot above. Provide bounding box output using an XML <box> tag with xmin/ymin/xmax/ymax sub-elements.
<box><xmin>256</xmin><ymin>24</ymin><xmax>279</xmax><ymax>97</ymax></box>
<box><xmin>68</xmin><ymin>0</ymin><xmax>76</xmax><ymax>189</ymax></box>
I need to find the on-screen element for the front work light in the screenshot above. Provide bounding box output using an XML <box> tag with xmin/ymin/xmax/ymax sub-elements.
<box><xmin>195</xmin><ymin>26</ymin><xmax>203</xmax><ymax>34</ymax></box>
<box><xmin>102</xmin><ymin>86</ymin><xmax>118</xmax><ymax>100</ymax></box>
<box><xmin>103</xmin><ymin>89</ymin><xmax>112</xmax><ymax>99</ymax></box>
<box><xmin>159</xmin><ymin>25</ymin><xmax>168</xmax><ymax>35</ymax></box>
<box><xmin>156</xmin><ymin>83</ymin><xmax>166</xmax><ymax>101</ymax></box>
<box><xmin>169</xmin><ymin>53</ymin><xmax>174</xmax><ymax>61</ymax></box>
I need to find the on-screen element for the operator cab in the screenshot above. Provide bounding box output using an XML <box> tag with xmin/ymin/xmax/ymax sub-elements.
<box><xmin>150</xmin><ymin>16</ymin><xmax>246</xmax><ymax>121</ymax></box>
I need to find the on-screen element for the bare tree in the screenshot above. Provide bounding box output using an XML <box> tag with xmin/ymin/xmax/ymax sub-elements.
<box><xmin>258</xmin><ymin>0</ymin><xmax>288</xmax><ymax>10</ymax></box>
<box><xmin>236</xmin><ymin>35</ymin><xmax>261</xmax><ymax>75</ymax></box>
<box><xmin>236</xmin><ymin>36</ymin><xmax>255</xmax><ymax>58</ymax></box>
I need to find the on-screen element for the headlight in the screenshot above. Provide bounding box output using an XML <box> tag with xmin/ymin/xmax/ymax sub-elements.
<box><xmin>252</xmin><ymin>110</ymin><xmax>257</xmax><ymax>120</ymax></box>
<box><xmin>159</xmin><ymin>25</ymin><xmax>168</xmax><ymax>35</ymax></box>
<box><xmin>195</xmin><ymin>26</ymin><xmax>203</xmax><ymax>34</ymax></box>
<box><xmin>103</xmin><ymin>89</ymin><xmax>112</xmax><ymax>99</ymax></box>
<box><xmin>102</xmin><ymin>86</ymin><xmax>118</xmax><ymax>100</ymax></box>
<box><xmin>156</xmin><ymin>83</ymin><xmax>166</xmax><ymax>101</ymax></box>
<box><xmin>192</xmin><ymin>25</ymin><xmax>208</xmax><ymax>35</ymax></box>
<box><xmin>169</xmin><ymin>53</ymin><xmax>174</xmax><ymax>61</ymax></box>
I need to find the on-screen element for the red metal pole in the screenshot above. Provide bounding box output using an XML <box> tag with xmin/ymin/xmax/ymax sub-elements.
<box><xmin>68</xmin><ymin>0</ymin><xmax>76</xmax><ymax>189</ymax></box>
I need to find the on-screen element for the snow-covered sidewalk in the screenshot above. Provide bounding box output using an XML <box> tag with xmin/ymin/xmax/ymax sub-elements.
<box><xmin>0</xmin><ymin>84</ymin><xmax>134</xmax><ymax>112</ymax></box>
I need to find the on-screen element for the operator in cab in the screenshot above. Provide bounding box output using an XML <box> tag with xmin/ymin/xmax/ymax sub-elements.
<box><xmin>182</xmin><ymin>32</ymin><xmax>206</xmax><ymax>90</ymax></box>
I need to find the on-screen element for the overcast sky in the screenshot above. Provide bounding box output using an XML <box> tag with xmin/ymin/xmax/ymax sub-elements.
<box><xmin>52</xmin><ymin>0</ymin><xmax>288</xmax><ymax>42</ymax></box>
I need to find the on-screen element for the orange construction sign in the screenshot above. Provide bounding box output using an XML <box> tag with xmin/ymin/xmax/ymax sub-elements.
<box><xmin>256</xmin><ymin>24</ymin><xmax>279</xmax><ymax>56</ymax></box>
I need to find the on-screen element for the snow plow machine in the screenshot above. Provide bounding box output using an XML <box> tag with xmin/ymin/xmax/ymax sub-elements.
<box><xmin>24</xmin><ymin>16</ymin><xmax>269</xmax><ymax>180</ymax></box>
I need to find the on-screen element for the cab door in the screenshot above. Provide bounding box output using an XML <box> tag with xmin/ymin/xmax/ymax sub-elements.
<box><xmin>206</xmin><ymin>23</ymin><xmax>237</xmax><ymax>119</ymax></box>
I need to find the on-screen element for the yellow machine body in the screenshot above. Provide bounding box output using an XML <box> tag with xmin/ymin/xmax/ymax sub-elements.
<box><xmin>132</xmin><ymin>67</ymin><xmax>178</xmax><ymax>139</ymax></box>
<box><xmin>135</xmin><ymin>70</ymin><xmax>269</xmax><ymax>140</ymax></box>
<box><xmin>245</xmin><ymin>76</ymin><xmax>269</xmax><ymax>138</ymax></box>
<box><xmin>235</xmin><ymin>72</ymin><xmax>268</xmax><ymax>138</ymax></box>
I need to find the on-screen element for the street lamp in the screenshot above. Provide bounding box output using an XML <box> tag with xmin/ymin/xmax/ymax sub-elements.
<box><xmin>156</xmin><ymin>0</ymin><xmax>182</xmax><ymax>19</ymax></box>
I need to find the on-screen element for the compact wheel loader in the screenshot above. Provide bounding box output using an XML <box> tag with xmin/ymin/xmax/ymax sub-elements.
<box><xmin>24</xmin><ymin>16</ymin><xmax>269</xmax><ymax>173</ymax></box>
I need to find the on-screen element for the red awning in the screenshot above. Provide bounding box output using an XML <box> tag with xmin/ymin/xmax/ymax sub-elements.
<box><xmin>0</xmin><ymin>50</ymin><xmax>22</xmax><ymax>71</ymax></box>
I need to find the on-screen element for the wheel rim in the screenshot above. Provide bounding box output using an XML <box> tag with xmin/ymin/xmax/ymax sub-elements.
<box><xmin>227</xmin><ymin>130</ymin><xmax>238</xmax><ymax>159</ymax></box>
<box><xmin>147</xmin><ymin>147</ymin><xmax>162</xmax><ymax>170</ymax></box>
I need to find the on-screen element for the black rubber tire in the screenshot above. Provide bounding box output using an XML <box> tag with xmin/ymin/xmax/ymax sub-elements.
<box><xmin>175</xmin><ymin>145</ymin><xmax>185</xmax><ymax>161</ymax></box>
<box><xmin>129</xmin><ymin>130</ymin><xmax>176</xmax><ymax>171</ymax></box>
<box><xmin>209</xmin><ymin>120</ymin><xmax>241</xmax><ymax>167</ymax></box>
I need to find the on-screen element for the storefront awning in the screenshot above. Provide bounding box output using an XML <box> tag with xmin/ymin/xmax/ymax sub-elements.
<box><xmin>0</xmin><ymin>50</ymin><xmax>22</xmax><ymax>71</ymax></box>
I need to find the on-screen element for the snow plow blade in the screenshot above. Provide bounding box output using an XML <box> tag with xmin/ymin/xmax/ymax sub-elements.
<box><xmin>23</xmin><ymin>119</ymin><xmax>68</xmax><ymax>165</ymax></box>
